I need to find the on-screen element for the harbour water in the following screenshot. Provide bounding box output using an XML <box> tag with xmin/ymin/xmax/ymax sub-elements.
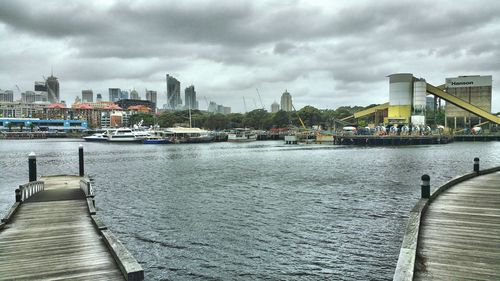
<box><xmin>0</xmin><ymin>140</ymin><xmax>499</xmax><ymax>280</ymax></box>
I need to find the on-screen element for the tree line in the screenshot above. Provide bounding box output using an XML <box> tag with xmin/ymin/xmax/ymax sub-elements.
<box><xmin>129</xmin><ymin>105</ymin><xmax>369</xmax><ymax>130</ymax></box>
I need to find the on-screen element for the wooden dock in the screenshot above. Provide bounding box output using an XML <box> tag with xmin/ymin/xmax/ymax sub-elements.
<box><xmin>394</xmin><ymin>161</ymin><xmax>500</xmax><ymax>280</ymax></box>
<box><xmin>0</xmin><ymin>164</ymin><xmax>143</xmax><ymax>280</ymax></box>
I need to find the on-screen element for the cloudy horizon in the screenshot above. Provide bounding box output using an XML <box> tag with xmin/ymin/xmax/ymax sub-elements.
<box><xmin>1</xmin><ymin>0</ymin><xmax>500</xmax><ymax>112</ymax></box>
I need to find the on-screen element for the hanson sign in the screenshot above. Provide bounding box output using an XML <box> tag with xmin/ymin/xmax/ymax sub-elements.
<box><xmin>446</xmin><ymin>75</ymin><xmax>492</xmax><ymax>88</ymax></box>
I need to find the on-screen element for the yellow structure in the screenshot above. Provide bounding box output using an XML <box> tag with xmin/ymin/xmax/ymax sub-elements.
<box><xmin>386</xmin><ymin>105</ymin><xmax>411</xmax><ymax>124</ymax></box>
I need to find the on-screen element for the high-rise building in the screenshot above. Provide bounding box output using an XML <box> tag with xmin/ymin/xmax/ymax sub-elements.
<box><xmin>109</xmin><ymin>88</ymin><xmax>121</xmax><ymax>102</ymax></box>
<box><xmin>21</xmin><ymin>91</ymin><xmax>48</xmax><ymax>103</ymax></box>
<box><xmin>146</xmin><ymin>90</ymin><xmax>157</xmax><ymax>107</ymax></box>
<box><xmin>120</xmin><ymin>90</ymin><xmax>129</xmax><ymax>100</ymax></box>
<box><xmin>0</xmin><ymin>90</ymin><xmax>14</xmax><ymax>102</ymax></box>
<box><xmin>184</xmin><ymin>85</ymin><xmax>197</xmax><ymax>110</ymax></box>
<box><xmin>444</xmin><ymin>75</ymin><xmax>492</xmax><ymax>129</ymax></box>
<box><xmin>46</xmin><ymin>74</ymin><xmax>59</xmax><ymax>104</ymax></box>
<box><xmin>82</xmin><ymin>90</ymin><xmax>93</xmax><ymax>103</ymax></box>
<box><xmin>96</xmin><ymin>93</ymin><xmax>102</xmax><ymax>102</ymax></box>
<box><xmin>34</xmin><ymin>81</ymin><xmax>47</xmax><ymax>92</ymax></box>
<box><xmin>166</xmin><ymin>74</ymin><xmax>181</xmax><ymax>110</ymax></box>
<box><xmin>130</xmin><ymin>89</ymin><xmax>140</xmax><ymax>100</ymax></box>
<box><xmin>280</xmin><ymin>90</ymin><xmax>293</xmax><ymax>112</ymax></box>
<box><xmin>271</xmin><ymin>101</ymin><xmax>279</xmax><ymax>113</ymax></box>
<box><xmin>208</xmin><ymin>101</ymin><xmax>218</xmax><ymax>113</ymax></box>
<box><xmin>223</xmin><ymin>106</ymin><xmax>231</xmax><ymax>115</ymax></box>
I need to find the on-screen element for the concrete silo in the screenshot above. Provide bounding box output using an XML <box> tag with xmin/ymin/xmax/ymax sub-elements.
<box><xmin>411</xmin><ymin>78</ymin><xmax>427</xmax><ymax>125</ymax></box>
<box><xmin>387</xmin><ymin>73</ymin><xmax>413</xmax><ymax>124</ymax></box>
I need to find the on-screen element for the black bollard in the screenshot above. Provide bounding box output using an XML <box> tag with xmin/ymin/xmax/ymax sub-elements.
<box><xmin>15</xmin><ymin>188</ymin><xmax>21</xmax><ymax>202</ymax></box>
<box><xmin>28</xmin><ymin>152</ymin><xmax>36</xmax><ymax>182</ymax></box>
<box><xmin>421</xmin><ymin>174</ymin><xmax>430</xmax><ymax>199</ymax></box>
<box><xmin>79</xmin><ymin>144</ymin><xmax>84</xmax><ymax>177</ymax></box>
<box><xmin>473</xmin><ymin>157</ymin><xmax>480</xmax><ymax>173</ymax></box>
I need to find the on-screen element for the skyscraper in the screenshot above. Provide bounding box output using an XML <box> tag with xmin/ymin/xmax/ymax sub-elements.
<box><xmin>109</xmin><ymin>88</ymin><xmax>121</xmax><ymax>102</ymax></box>
<box><xmin>184</xmin><ymin>85</ymin><xmax>198</xmax><ymax>110</ymax></box>
<box><xmin>82</xmin><ymin>90</ymin><xmax>93</xmax><ymax>102</ymax></box>
<box><xmin>46</xmin><ymin>74</ymin><xmax>59</xmax><ymax>104</ymax></box>
<box><xmin>280</xmin><ymin>90</ymin><xmax>293</xmax><ymax>112</ymax></box>
<box><xmin>146</xmin><ymin>90</ymin><xmax>157</xmax><ymax>107</ymax></box>
<box><xmin>166</xmin><ymin>74</ymin><xmax>181</xmax><ymax>110</ymax></box>
<box><xmin>271</xmin><ymin>101</ymin><xmax>280</xmax><ymax>113</ymax></box>
<box><xmin>0</xmin><ymin>90</ymin><xmax>14</xmax><ymax>102</ymax></box>
<box><xmin>96</xmin><ymin>93</ymin><xmax>103</xmax><ymax>102</ymax></box>
<box><xmin>130</xmin><ymin>89</ymin><xmax>140</xmax><ymax>100</ymax></box>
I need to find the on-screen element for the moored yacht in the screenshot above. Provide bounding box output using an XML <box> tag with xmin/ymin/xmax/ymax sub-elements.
<box><xmin>106</xmin><ymin>128</ymin><xmax>150</xmax><ymax>142</ymax></box>
<box><xmin>227</xmin><ymin>128</ymin><xmax>257</xmax><ymax>142</ymax></box>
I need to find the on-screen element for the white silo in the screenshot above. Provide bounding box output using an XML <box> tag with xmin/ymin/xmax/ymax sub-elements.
<box><xmin>388</xmin><ymin>73</ymin><xmax>413</xmax><ymax>124</ymax></box>
<box><xmin>411</xmin><ymin>78</ymin><xmax>427</xmax><ymax>126</ymax></box>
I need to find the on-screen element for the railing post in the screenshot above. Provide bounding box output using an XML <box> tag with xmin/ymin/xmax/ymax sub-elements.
<box><xmin>473</xmin><ymin>157</ymin><xmax>480</xmax><ymax>174</ymax></box>
<box><xmin>421</xmin><ymin>174</ymin><xmax>430</xmax><ymax>199</ymax></box>
<box><xmin>15</xmin><ymin>188</ymin><xmax>21</xmax><ymax>202</ymax></box>
<box><xmin>28</xmin><ymin>152</ymin><xmax>37</xmax><ymax>182</ymax></box>
<box><xmin>79</xmin><ymin>144</ymin><xmax>84</xmax><ymax>177</ymax></box>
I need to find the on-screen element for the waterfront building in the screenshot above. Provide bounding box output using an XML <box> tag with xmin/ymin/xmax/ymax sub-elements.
<box><xmin>46</xmin><ymin>74</ymin><xmax>60</xmax><ymax>104</ymax></box>
<box><xmin>444</xmin><ymin>75</ymin><xmax>492</xmax><ymax>129</ymax></box>
<box><xmin>82</xmin><ymin>90</ymin><xmax>93</xmax><ymax>102</ymax></box>
<box><xmin>271</xmin><ymin>101</ymin><xmax>279</xmax><ymax>113</ymax></box>
<box><xmin>146</xmin><ymin>90</ymin><xmax>157</xmax><ymax>110</ymax></box>
<box><xmin>166</xmin><ymin>74</ymin><xmax>181</xmax><ymax>110</ymax></box>
<box><xmin>100</xmin><ymin>110</ymin><xmax>130</xmax><ymax>128</ymax></box>
<box><xmin>96</xmin><ymin>93</ymin><xmax>102</xmax><ymax>102</ymax></box>
<box><xmin>0</xmin><ymin>90</ymin><xmax>14</xmax><ymax>102</ymax></box>
<box><xmin>280</xmin><ymin>90</ymin><xmax>293</xmax><ymax>112</ymax></box>
<box><xmin>184</xmin><ymin>85</ymin><xmax>198</xmax><ymax>110</ymax></box>
<box><xmin>0</xmin><ymin>117</ymin><xmax>87</xmax><ymax>132</ymax></box>
<box><xmin>0</xmin><ymin>102</ymin><xmax>46</xmax><ymax>118</ymax></box>
<box><xmin>109</xmin><ymin>88</ymin><xmax>121</xmax><ymax>102</ymax></box>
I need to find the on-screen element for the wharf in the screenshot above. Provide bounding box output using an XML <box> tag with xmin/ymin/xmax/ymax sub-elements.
<box><xmin>316</xmin><ymin>135</ymin><xmax>452</xmax><ymax>145</ymax></box>
<box><xmin>394</xmin><ymin>161</ymin><xmax>500</xmax><ymax>280</ymax></box>
<box><xmin>453</xmin><ymin>135</ymin><xmax>500</xmax><ymax>142</ymax></box>
<box><xmin>0</xmin><ymin>148</ymin><xmax>143</xmax><ymax>280</ymax></box>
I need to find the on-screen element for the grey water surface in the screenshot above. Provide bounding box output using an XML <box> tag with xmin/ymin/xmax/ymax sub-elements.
<box><xmin>1</xmin><ymin>139</ymin><xmax>498</xmax><ymax>280</ymax></box>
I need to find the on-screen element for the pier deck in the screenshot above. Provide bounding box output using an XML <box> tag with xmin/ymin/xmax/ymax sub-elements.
<box><xmin>414</xmin><ymin>171</ymin><xmax>500</xmax><ymax>280</ymax></box>
<box><xmin>0</xmin><ymin>176</ymin><xmax>124</xmax><ymax>280</ymax></box>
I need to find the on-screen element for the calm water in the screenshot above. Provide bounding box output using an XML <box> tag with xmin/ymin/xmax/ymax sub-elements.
<box><xmin>0</xmin><ymin>139</ymin><xmax>499</xmax><ymax>280</ymax></box>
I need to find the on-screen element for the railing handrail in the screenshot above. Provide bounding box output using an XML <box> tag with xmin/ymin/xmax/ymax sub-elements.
<box><xmin>393</xmin><ymin>164</ymin><xmax>500</xmax><ymax>281</ymax></box>
<box><xmin>17</xmin><ymin>181</ymin><xmax>45</xmax><ymax>202</ymax></box>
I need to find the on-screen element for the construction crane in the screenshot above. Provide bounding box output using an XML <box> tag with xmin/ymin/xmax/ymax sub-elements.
<box><xmin>291</xmin><ymin>103</ymin><xmax>307</xmax><ymax>130</ymax></box>
<box><xmin>243</xmin><ymin>97</ymin><xmax>247</xmax><ymax>113</ymax></box>
<box><xmin>256</xmin><ymin>88</ymin><xmax>265</xmax><ymax>109</ymax></box>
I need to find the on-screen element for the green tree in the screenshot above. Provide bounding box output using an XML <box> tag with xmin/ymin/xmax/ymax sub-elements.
<box><xmin>29</xmin><ymin>123</ymin><xmax>35</xmax><ymax>132</ymax></box>
<box><xmin>226</xmin><ymin>113</ymin><xmax>244</xmax><ymax>128</ymax></box>
<box><xmin>243</xmin><ymin>109</ymin><xmax>269</xmax><ymax>129</ymax></box>
<box><xmin>297</xmin><ymin>106</ymin><xmax>322</xmax><ymax>127</ymax></box>
<box><xmin>204</xmin><ymin>113</ymin><xmax>227</xmax><ymax>130</ymax></box>
<box><xmin>272</xmin><ymin>110</ymin><xmax>290</xmax><ymax>128</ymax></box>
<box><xmin>129</xmin><ymin>113</ymin><xmax>155</xmax><ymax>127</ymax></box>
<box><xmin>7</xmin><ymin>122</ymin><xmax>13</xmax><ymax>132</ymax></box>
<box><xmin>19</xmin><ymin>123</ymin><xmax>25</xmax><ymax>131</ymax></box>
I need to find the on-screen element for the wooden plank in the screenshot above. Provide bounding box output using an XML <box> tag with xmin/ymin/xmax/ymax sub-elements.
<box><xmin>414</xmin><ymin>171</ymin><xmax>500</xmax><ymax>281</ymax></box>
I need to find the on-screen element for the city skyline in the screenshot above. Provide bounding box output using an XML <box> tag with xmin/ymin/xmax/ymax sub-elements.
<box><xmin>1</xmin><ymin>1</ymin><xmax>500</xmax><ymax>112</ymax></box>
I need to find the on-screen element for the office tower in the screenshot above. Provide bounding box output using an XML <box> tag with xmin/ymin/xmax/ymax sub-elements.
<box><xmin>109</xmin><ymin>88</ymin><xmax>121</xmax><ymax>102</ymax></box>
<box><xmin>166</xmin><ymin>74</ymin><xmax>181</xmax><ymax>110</ymax></box>
<box><xmin>82</xmin><ymin>90</ymin><xmax>93</xmax><ymax>103</ymax></box>
<box><xmin>184</xmin><ymin>85</ymin><xmax>197</xmax><ymax>110</ymax></box>
<box><xmin>0</xmin><ymin>90</ymin><xmax>14</xmax><ymax>102</ymax></box>
<box><xmin>34</xmin><ymin>81</ymin><xmax>47</xmax><ymax>92</ymax></box>
<box><xmin>46</xmin><ymin>74</ymin><xmax>60</xmax><ymax>103</ymax></box>
<box><xmin>271</xmin><ymin>101</ymin><xmax>279</xmax><ymax>113</ymax></box>
<box><xmin>280</xmin><ymin>90</ymin><xmax>293</xmax><ymax>112</ymax></box>
<box><xmin>130</xmin><ymin>89</ymin><xmax>140</xmax><ymax>100</ymax></box>
<box><xmin>120</xmin><ymin>90</ymin><xmax>129</xmax><ymax>100</ymax></box>
<box><xmin>22</xmin><ymin>91</ymin><xmax>48</xmax><ymax>103</ymax></box>
<box><xmin>96</xmin><ymin>93</ymin><xmax>102</xmax><ymax>102</ymax></box>
<box><xmin>146</xmin><ymin>90</ymin><xmax>157</xmax><ymax>106</ymax></box>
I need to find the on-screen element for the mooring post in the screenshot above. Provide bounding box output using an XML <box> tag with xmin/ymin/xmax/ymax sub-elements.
<box><xmin>473</xmin><ymin>157</ymin><xmax>480</xmax><ymax>174</ymax></box>
<box><xmin>421</xmin><ymin>174</ymin><xmax>430</xmax><ymax>199</ymax></box>
<box><xmin>79</xmin><ymin>144</ymin><xmax>84</xmax><ymax>177</ymax></box>
<box><xmin>15</xmin><ymin>188</ymin><xmax>22</xmax><ymax>202</ymax></box>
<box><xmin>28</xmin><ymin>152</ymin><xmax>36</xmax><ymax>182</ymax></box>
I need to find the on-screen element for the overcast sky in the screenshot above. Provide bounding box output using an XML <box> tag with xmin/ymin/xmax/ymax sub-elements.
<box><xmin>1</xmin><ymin>0</ymin><xmax>500</xmax><ymax>112</ymax></box>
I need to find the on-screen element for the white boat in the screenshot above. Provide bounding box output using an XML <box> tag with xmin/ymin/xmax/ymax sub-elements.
<box><xmin>83</xmin><ymin>132</ymin><xmax>108</xmax><ymax>142</ymax></box>
<box><xmin>163</xmin><ymin>127</ymin><xmax>214</xmax><ymax>143</ymax></box>
<box><xmin>227</xmin><ymin>128</ymin><xmax>257</xmax><ymax>142</ymax></box>
<box><xmin>106</xmin><ymin>128</ymin><xmax>150</xmax><ymax>142</ymax></box>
